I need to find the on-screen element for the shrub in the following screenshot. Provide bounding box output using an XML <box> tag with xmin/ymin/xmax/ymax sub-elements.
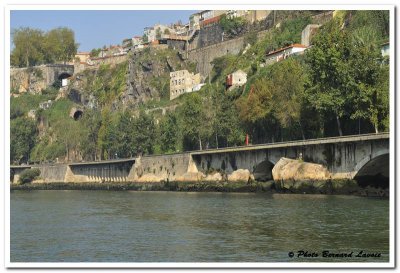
<box><xmin>19</xmin><ymin>168</ymin><xmax>41</xmax><ymax>184</ymax></box>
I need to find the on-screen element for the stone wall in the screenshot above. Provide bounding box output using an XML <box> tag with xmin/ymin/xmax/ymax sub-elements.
<box><xmin>191</xmin><ymin>137</ymin><xmax>390</xmax><ymax>181</ymax></box>
<box><xmin>66</xmin><ymin>161</ymin><xmax>134</xmax><ymax>182</ymax></box>
<box><xmin>88</xmin><ymin>54</ymin><xmax>128</xmax><ymax>67</ymax></box>
<box><xmin>34</xmin><ymin>164</ymin><xmax>68</xmax><ymax>182</ymax></box>
<box><xmin>131</xmin><ymin>153</ymin><xmax>193</xmax><ymax>182</ymax></box>
<box><xmin>10</xmin><ymin>64</ymin><xmax>74</xmax><ymax>94</ymax></box>
<box><xmin>188</xmin><ymin>29</ymin><xmax>270</xmax><ymax>77</ymax></box>
<box><xmin>10</xmin><ymin>166</ymin><xmax>31</xmax><ymax>183</ymax></box>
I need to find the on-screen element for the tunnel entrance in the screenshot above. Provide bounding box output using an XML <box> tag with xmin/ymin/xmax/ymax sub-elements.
<box><xmin>58</xmin><ymin>72</ymin><xmax>72</xmax><ymax>80</ymax></box>
<box><xmin>70</xmin><ymin>107</ymin><xmax>84</xmax><ymax>121</ymax></box>
<box><xmin>354</xmin><ymin>153</ymin><xmax>389</xmax><ymax>189</ymax></box>
<box><xmin>253</xmin><ymin>160</ymin><xmax>274</xmax><ymax>181</ymax></box>
<box><xmin>73</xmin><ymin>110</ymin><xmax>83</xmax><ymax>120</ymax></box>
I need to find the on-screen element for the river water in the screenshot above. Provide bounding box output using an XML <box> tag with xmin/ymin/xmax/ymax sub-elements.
<box><xmin>10</xmin><ymin>191</ymin><xmax>389</xmax><ymax>263</ymax></box>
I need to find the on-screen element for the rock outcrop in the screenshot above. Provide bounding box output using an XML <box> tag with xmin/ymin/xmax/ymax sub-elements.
<box><xmin>227</xmin><ymin>169</ymin><xmax>253</xmax><ymax>182</ymax></box>
<box><xmin>123</xmin><ymin>47</ymin><xmax>195</xmax><ymax>106</ymax></box>
<box><xmin>203</xmin><ymin>172</ymin><xmax>223</xmax><ymax>182</ymax></box>
<box><xmin>272</xmin><ymin>157</ymin><xmax>330</xmax><ymax>181</ymax></box>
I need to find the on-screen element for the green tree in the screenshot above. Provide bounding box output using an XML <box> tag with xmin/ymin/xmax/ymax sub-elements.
<box><xmin>268</xmin><ymin>58</ymin><xmax>307</xmax><ymax>140</ymax></box>
<box><xmin>11</xmin><ymin>27</ymin><xmax>45</xmax><ymax>67</ymax></box>
<box><xmin>306</xmin><ymin>16</ymin><xmax>389</xmax><ymax>136</ymax></box>
<box><xmin>90</xmin><ymin>48</ymin><xmax>102</xmax><ymax>57</ymax></box>
<box><xmin>347</xmin><ymin>38</ymin><xmax>386</xmax><ymax>133</ymax></box>
<box><xmin>305</xmin><ymin>20</ymin><xmax>352</xmax><ymax>136</ymax></box>
<box><xmin>219</xmin><ymin>14</ymin><xmax>247</xmax><ymax>36</ymax></box>
<box><xmin>45</xmin><ymin>27</ymin><xmax>78</xmax><ymax>63</ymax></box>
<box><xmin>210</xmin><ymin>85</ymin><xmax>244</xmax><ymax>147</ymax></box>
<box><xmin>179</xmin><ymin>93</ymin><xmax>209</xmax><ymax>150</ymax></box>
<box><xmin>235</xmin><ymin>77</ymin><xmax>281</xmax><ymax>143</ymax></box>
<box><xmin>159</xmin><ymin>111</ymin><xmax>180</xmax><ymax>153</ymax></box>
<box><xmin>114</xmin><ymin>111</ymin><xmax>135</xmax><ymax>158</ymax></box>
<box><xmin>131</xmin><ymin>111</ymin><xmax>156</xmax><ymax>155</ymax></box>
<box><xmin>11</xmin><ymin>117</ymin><xmax>37</xmax><ymax>164</ymax></box>
<box><xmin>55</xmin><ymin>118</ymin><xmax>84</xmax><ymax>162</ymax></box>
<box><xmin>80</xmin><ymin>109</ymin><xmax>102</xmax><ymax>160</ymax></box>
<box><xmin>97</xmin><ymin>108</ymin><xmax>116</xmax><ymax>160</ymax></box>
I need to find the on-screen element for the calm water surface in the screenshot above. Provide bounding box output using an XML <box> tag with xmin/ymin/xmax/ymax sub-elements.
<box><xmin>10</xmin><ymin>191</ymin><xmax>389</xmax><ymax>263</ymax></box>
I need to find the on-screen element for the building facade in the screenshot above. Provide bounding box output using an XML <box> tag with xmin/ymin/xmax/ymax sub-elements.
<box><xmin>226</xmin><ymin>69</ymin><xmax>247</xmax><ymax>90</ymax></box>
<box><xmin>170</xmin><ymin>70</ymin><xmax>202</xmax><ymax>100</ymax></box>
<box><xmin>264</xmin><ymin>44</ymin><xmax>307</xmax><ymax>66</ymax></box>
<box><xmin>74</xmin><ymin>52</ymin><xmax>91</xmax><ymax>63</ymax></box>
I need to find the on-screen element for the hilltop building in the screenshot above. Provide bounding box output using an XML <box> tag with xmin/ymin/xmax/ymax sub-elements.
<box><xmin>144</xmin><ymin>24</ymin><xmax>176</xmax><ymax>42</ymax></box>
<box><xmin>170</xmin><ymin>70</ymin><xmax>202</xmax><ymax>100</ymax></box>
<box><xmin>74</xmin><ymin>52</ymin><xmax>91</xmax><ymax>63</ymax></box>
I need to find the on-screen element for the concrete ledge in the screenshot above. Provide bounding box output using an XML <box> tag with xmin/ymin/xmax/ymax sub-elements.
<box><xmin>190</xmin><ymin>133</ymin><xmax>389</xmax><ymax>155</ymax></box>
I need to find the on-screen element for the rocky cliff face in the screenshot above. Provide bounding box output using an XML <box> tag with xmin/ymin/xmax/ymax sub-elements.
<box><xmin>65</xmin><ymin>47</ymin><xmax>194</xmax><ymax>110</ymax></box>
<box><xmin>11</xmin><ymin>67</ymin><xmax>48</xmax><ymax>94</ymax></box>
<box><xmin>123</xmin><ymin>47</ymin><xmax>195</xmax><ymax>107</ymax></box>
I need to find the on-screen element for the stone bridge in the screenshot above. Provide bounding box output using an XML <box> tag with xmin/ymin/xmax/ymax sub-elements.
<box><xmin>11</xmin><ymin>64</ymin><xmax>74</xmax><ymax>93</ymax></box>
<box><xmin>10</xmin><ymin>133</ymin><xmax>390</xmax><ymax>187</ymax></box>
<box><xmin>190</xmin><ymin>133</ymin><xmax>390</xmax><ymax>187</ymax></box>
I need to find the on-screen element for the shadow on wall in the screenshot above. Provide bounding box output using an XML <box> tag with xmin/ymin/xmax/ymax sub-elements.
<box><xmin>354</xmin><ymin>153</ymin><xmax>389</xmax><ymax>189</ymax></box>
<box><xmin>253</xmin><ymin>160</ymin><xmax>274</xmax><ymax>181</ymax></box>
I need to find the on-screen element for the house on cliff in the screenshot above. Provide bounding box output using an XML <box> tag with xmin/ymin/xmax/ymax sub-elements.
<box><xmin>226</xmin><ymin>69</ymin><xmax>247</xmax><ymax>91</ymax></box>
<box><xmin>170</xmin><ymin>70</ymin><xmax>202</xmax><ymax>100</ymax></box>
<box><xmin>264</xmin><ymin>44</ymin><xmax>307</xmax><ymax>66</ymax></box>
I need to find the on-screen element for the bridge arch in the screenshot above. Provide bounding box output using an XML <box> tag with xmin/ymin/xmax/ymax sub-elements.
<box><xmin>253</xmin><ymin>159</ymin><xmax>275</xmax><ymax>181</ymax></box>
<box><xmin>353</xmin><ymin>149</ymin><xmax>389</xmax><ymax>188</ymax></box>
<box><xmin>58</xmin><ymin>72</ymin><xmax>72</xmax><ymax>80</ymax></box>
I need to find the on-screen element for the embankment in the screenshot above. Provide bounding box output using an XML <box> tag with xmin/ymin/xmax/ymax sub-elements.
<box><xmin>10</xmin><ymin>180</ymin><xmax>388</xmax><ymax>197</ymax></box>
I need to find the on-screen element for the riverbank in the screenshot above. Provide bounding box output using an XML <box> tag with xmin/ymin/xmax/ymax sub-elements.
<box><xmin>10</xmin><ymin>180</ymin><xmax>389</xmax><ymax>197</ymax></box>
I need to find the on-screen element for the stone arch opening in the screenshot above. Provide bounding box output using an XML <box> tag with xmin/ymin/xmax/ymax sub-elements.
<box><xmin>73</xmin><ymin>110</ymin><xmax>83</xmax><ymax>120</ymax></box>
<box><xmin>253</xmin><ymin>160</ymin><xmax>275</xmax><ymax>181</ymax></box>
<box><xmin>354</xmin><ymin>153</ymin><xmax>389</xmax><ymax>189</ymax></box>
<box><xmin>58</xmin><ymin>72</ymin><xmax>72</xmax><ymax>80</ymax></box>
<box><xmin>70</xmin><ymin>107</ymin><xmax>84</xmax><ymax>121</ymax></box>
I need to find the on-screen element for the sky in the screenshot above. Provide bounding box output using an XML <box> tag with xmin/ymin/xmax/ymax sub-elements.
<box><xmin>10</xmin><ymin>10</ymin><xmax>196</xmax><ymax>52</ymax></box>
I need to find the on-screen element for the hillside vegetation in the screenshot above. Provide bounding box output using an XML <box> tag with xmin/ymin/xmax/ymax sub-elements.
<box><xmin>10</xmin><ymin>10</ymin><xmax>390</xmax><ymax>164</ymax></box>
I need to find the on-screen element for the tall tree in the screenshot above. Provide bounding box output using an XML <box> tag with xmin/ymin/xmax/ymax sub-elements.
<box><xmin>305</xmin><ymin>20</ymin><xmax>352</xmax><ymax>136</ymax></box>
<box><xmin>179</xmin><ymin>93</ymin><xmax>209</xmax><ymax>150</ymax></box>
<box><xmin>11</xmin><ymin>27</ymin><xmax>45</xmax><ymax>67</ymax></box>
<box><xmin>131</xmin><ymin>111</ymin><xmax>156</xmax><ymax>155</ymax></box>
<box><xmin>80</xmin><ymin>109</ymin><xmax>102</xmax><ymax>160</ymax></box>
<box><xmin>45</xmin><ymin>27</ymin><xmax>78</xmax><ymax>63</ymax></box>
<box><xmin>269</xmin><ymin>58</ymin><xmax>306</xmax><ymax>140</ymax></box>
<box><xmin>159</xmin><ymin>111</ymin><xmax>180</xmax><ymax>153</ymax></box>
<box><xmin>11</xmin><ymin>117</ymin><xmax>37</xmax><ymax>164</ymax></box>
<box><xmin>114</xmin><ymin>111</ymin><xmax>135</xmax><ymax>158</ymax></box>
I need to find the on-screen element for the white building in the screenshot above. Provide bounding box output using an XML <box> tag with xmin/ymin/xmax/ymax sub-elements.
<box><xmin>264</xmin><ymin>44</ymin><xmax>307</xmax><ymax>66</ymax></box>
<box><xmin>226</xmin><ymin>69</ymin><xmax>247</xmax><ymax>90</ymax></box>
<box><xmin>170</xmin><ymin>70</ymin><xmax>202</xmax><ymax>100</ymax></box>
